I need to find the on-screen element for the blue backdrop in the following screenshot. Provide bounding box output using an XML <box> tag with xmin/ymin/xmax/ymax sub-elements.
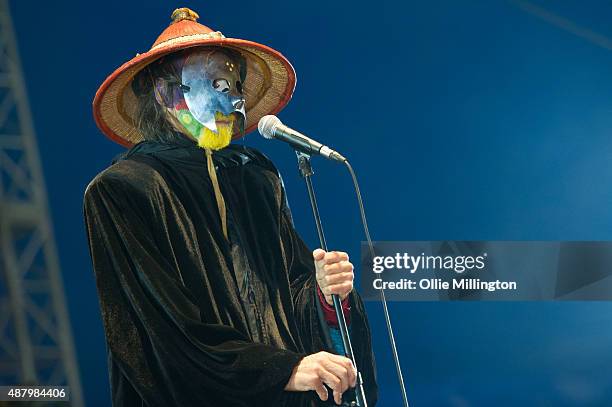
<box><xmin>9</xmin><ymin>0</ymin><xmax>612</xmax><ymax>405</ymax></box>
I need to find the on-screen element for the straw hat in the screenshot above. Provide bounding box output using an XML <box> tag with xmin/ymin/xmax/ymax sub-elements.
<box><xmin>93</xmin><ymin>7</ymin><xmax>296</xmax><ymax>147</ymax></box>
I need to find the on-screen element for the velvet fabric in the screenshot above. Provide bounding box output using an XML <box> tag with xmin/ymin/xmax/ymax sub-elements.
<box><xmin>83</xmin><ymin>137</ymin><xmax>378</xmax><ymax>406</ymax></box>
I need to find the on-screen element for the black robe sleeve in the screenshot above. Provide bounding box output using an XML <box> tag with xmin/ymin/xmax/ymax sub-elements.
<box><xmin>83</xmin><ymin>164</ymin><xmax>304</xmax><ymax>407</ymax></box>
<box><xmin>279</xmin><ymin>180</ymin><xmax>379</xmax><ymax>407</ymax></box>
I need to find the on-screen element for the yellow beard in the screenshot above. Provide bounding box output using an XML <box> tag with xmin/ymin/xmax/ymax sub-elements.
<box><xmin>197</xmin><ymin>112</ymin><xmax>235</xmax><ymax>150</ymax></box>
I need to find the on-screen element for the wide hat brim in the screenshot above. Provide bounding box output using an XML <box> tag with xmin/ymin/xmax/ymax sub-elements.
<box><xmin>93</xmin><ymin>34</ymin><xmax>296</xmax><ymax>147</ymax></box>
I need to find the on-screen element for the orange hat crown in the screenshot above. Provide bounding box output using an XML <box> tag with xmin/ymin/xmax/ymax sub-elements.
<box><xmin>152</xmin><ymin>8</ymin><xmax>222</xmax><ymax>49</ymax></box>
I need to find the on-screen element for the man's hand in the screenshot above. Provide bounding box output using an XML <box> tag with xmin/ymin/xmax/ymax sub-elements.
<box><xmin>314</xmin><ymin>249</ymin><xmax>354</xmax><ymax>305</ymax></box>
<box><xmin>285</xmin><ymin>351</ymin><xmax>357</xmax><ymax>405</ymax></box>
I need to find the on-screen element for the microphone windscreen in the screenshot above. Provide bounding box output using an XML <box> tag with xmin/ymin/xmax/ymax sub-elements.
<box><xmin>258</xmin><ymin>115</ymin><xmax>282</xmax><ymax>139</ymax></box>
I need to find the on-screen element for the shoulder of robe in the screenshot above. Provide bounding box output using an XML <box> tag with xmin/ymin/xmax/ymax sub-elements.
<box><xmin>227</xmin><ymin>144</ymin><xmax>281</xmax><ymax>177</ymax></box>
<box><xmin>84</xmin><ymin>159</ymin><xmax>167</xmax><ymax>203</ymax></box>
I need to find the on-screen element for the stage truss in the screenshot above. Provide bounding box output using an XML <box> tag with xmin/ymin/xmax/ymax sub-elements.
<box><xmin>0</xmin><ymin>1</ymin><xmax>83</xmax><ymax>405</ymax></box>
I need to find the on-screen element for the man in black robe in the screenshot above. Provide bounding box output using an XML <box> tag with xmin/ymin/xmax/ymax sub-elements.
<box><xmin>86</xmin><ymin>7</ymin><xmax>377</xmax><ymax>407</ymax></box>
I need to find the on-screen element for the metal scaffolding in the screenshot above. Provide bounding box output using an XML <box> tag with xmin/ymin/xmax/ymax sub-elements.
<box><xmin>0</xmin><ymin>0</ymin><xmax>83</xmax><ymax>405</ymax></box>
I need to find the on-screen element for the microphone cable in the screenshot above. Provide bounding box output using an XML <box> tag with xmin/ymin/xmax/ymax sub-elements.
<box><xmin>343</xmin><ymin>159</ymin><xmax>410</xmax><ymax>407</ymax></box>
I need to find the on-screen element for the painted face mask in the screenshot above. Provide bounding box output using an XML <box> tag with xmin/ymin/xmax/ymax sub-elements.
<box><xmin>156</xmin><ymin>48</ymin><xmax>246</xmax><ymax>150</ymax></box>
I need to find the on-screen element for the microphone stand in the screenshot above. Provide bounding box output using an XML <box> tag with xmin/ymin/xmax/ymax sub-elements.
<box><xmin>295</xmin><ymin>150</ymin><xmax>367</xmax><ymax>407</ymax></box>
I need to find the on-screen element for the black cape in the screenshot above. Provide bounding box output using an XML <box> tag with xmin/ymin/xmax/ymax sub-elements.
<box><xmin>84</xmin><ymin>138</ymin><xmax>378</xmax><ymax>407</ymax></box>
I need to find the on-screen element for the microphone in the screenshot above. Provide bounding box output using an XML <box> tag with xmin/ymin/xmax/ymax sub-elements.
<box><xmin>258</xmin><ymin>115</ymin><xmax>347</xmax><ymax>162</ymax></box>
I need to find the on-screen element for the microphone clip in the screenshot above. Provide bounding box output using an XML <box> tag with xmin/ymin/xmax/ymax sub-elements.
<box><xmin>295</xmin><ymin>150</ymin><xmax>314</xmax><ymax>178</ymax></box>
